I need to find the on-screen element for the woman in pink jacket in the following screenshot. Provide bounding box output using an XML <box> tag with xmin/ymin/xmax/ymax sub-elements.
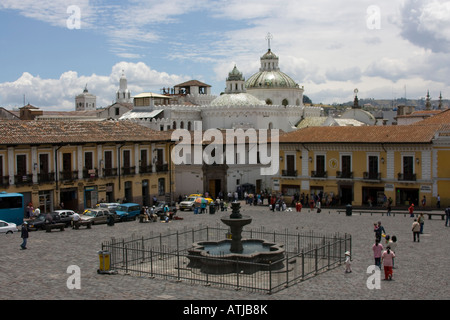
<box><xmin>381</xmin><ymin>247</ymin><xmax>395</xmax><ymax>280</ymax></box>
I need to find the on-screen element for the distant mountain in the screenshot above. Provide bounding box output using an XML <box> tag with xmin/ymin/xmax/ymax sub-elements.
<box><xmin>337</xmin><ymin>98</ymin><xmax>449</xmax><ymax>110</ymax></box>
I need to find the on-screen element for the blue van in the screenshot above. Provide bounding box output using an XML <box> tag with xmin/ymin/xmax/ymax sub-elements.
<box><xmin>115</xmin><ymin>203</ymin><xmax>141</xmax><ymax>221</ymax></box>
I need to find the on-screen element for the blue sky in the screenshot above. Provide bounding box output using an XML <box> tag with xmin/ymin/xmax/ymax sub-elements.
<box><xmin>1</xmin><ymin>0</ymin><xmax>450</xmax><ymax>110</ymax></box>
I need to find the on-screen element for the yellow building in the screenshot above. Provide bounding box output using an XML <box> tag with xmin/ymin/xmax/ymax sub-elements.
<box><xmin>0</xmin><ymin>120</ymin><xmax>173</xmax><ymax>213</ymax></box>
<box><xmin>277</xmin><ymin>110</ymin><xmax>450</xmax><ymax>208</ymax></box>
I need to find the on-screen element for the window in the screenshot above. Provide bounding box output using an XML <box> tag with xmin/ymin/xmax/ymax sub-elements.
<box><xmin>115</xmin><ymin>108</ymin><xmax>120</xmax><ymax>116</ymax></box>
<box><xmin>123</xmin><ymin>150</ymin><xmax>131</xmax><ymax>175</ymax></box>
<box><xmin>402</xmin><ymin>156</ymin><xmax>414</xmax><ymax>180</ymax></box>
<box><xmin>84</xmin><ymin>152</ymin><xmax>93</xmax><ymax>170</ymax></box>
<box><xmin>316</xmin><ymin>155</ymin><xmax>325</xmax><ymax>174</ymax></box>
<box><xmin>158</xmin><ymin>178</ymin><xmax>165</xmax><ymax>196</ymax></box>
<box><xmin>285</xmin><ymin>154</ymin><xmax>296</xmax><ymax>176</ymax></box>
<box><xmin>140</xmin><ymin>149</ymin><xmax>148</xmax><ymax>172</ymax></box>
<box><xmin>368</xmin><ymin>156</ymin><xmax>378</xmax><ymax>176</ymax></box>
<box><xmin>17</xmin><ymin>155</ymin><xmax>27</xmax><ymax>176</ymax></box>
<box><xmin>341</xmin><ymin>155</ymin><xmax>351</xmax><ymax>178</ymax></box>
<box><xmin>282</xmin><ymin>99</ymin><xmax>289</xmax><ymax>106</ymax></box>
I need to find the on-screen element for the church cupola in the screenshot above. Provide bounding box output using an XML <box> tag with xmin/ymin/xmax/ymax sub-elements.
<box><xmin>225</xmin><ymin>65</ymin><xmax>246</xmax><ymax>94</ymax></box>
<box><xmin>116</xmin><ymin>70</ymin><xmax>132</xmax><ymax>103</ymax></box>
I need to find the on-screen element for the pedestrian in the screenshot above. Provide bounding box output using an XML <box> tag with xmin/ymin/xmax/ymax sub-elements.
<box><xmin>344</xmin><ymin>251</ymin><xmax>352</xmax><ymax>273</ymax></box>
<box><xmin>445</xmin><ymin>206</ymin><xmax>450</xmax><ymax>227</ymax></box>
<box><xmin>386</xmin><ymin>199</ymin><xmax>392</xmax><ymax>216</ymax></box>
<box><xmin>71</xmin><ymin>211</ymin><xmax>81</xmax><ymax>228</ymax></box>
<box><xmin>26</xmin><ymin>202</ymin><xmax>33</xmax><ymax>219</ymax></box>
<box><xmin>422</xmin><ymin>195</ymin><xmax>426</xmax><ymax>207</ymax></box>
<box><xmin>408</xmin><ymin>203</ymin><xmax>415</xmax><ymax>217</ymax></box>
<box><xmin>418</xmin><ymin>213</ymin><xmax>425</xmax><ymax>234</ymax></box>
<box><xmin>381</xmin><ymin>246</ymin><xmax>395</xmax><ymax>280</ymax></box>
<box><xmin>374</xmin><ymin>221</ymin><xmax>385</xmax><ymax>242</ymax></box>
<box><xmin>20</xmin><ymin>222</ymin><xmax>29</xmax><ymax>250</ymax></box>
<box><xmin>412</xmin><ymin>219</ymin><xmax>421</xmax><ymax>242</ymax></box>
<box><xmin>390</xmin><ymin>235</ymin><xmax>398</xmax><ymax>268</ymax></box>
<box><xmin>437</xmin><ymin>195</ymin><xmax>441</xmax><ymax>209</ymax></box>
<box><xmin>372</xmin><ymin>239</ymin><xmax>384</xmax><ymax>269</ymax></box>
<box><xmin>296</xmin><ymin>201</ymin><xmax>302</xmax><ymax>212</ymax></box>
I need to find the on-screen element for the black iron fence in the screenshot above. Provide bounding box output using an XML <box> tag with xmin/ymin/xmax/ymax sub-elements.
<box><xmin>100</xmin><ymin>225</ymin><xmax>351</xmax><ymax>294</ymax></box>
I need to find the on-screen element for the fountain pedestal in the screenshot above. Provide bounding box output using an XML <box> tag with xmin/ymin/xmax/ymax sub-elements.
<box><xmin>221</xmin><ymin>202</ymin><xmax>252</xmax><ymax>253</ymax></box>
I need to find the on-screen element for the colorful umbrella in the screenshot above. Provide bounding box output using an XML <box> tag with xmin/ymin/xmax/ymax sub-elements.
<box><xmin>194</xmin><ymin>197</ymin><xmax>208</xmax><ymax>204</ymax></box>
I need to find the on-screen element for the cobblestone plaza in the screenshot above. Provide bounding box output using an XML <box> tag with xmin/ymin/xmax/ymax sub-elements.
<box><xmin>1</xmin><ymin>203</ymin><xmax>449</xmax><ymax>301</ymax></box>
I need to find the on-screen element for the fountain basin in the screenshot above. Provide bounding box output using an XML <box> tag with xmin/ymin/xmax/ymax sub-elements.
<box><xmin>187</xmin><ymin>238</ymin><xmax>285</xmax><ymax>274</ymax></box>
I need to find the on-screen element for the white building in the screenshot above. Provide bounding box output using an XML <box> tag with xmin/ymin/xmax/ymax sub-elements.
<box><xmin>116</xmin><ymin>71</ymin><xmax>132</xmax><ymax>104</ymax></box>
<box><xmin>119</xmin><ymin>46</ymin><xmax>322</xmax><ymax>199</ymax></box>
<box><xmin>75</xmin><ymin>85</ymin><xmax>96</xmax><ymax>111</ymax></box>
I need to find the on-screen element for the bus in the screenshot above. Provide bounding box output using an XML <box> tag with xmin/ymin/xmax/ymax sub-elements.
<box><xmin>0</xmin><ymin>192</ymin><xmax>24</xmax><ymax>225</ymax></box>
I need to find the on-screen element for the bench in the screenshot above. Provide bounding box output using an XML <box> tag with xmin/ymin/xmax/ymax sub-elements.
<box><xmin>73</xmin><ymin>220</ymin><xmax>92</xmax><ymax>229</ymax></box>
<box><xmin>425</xmin><ymin>213</ymin><xmax>445</xmax><ymax>220</ymax></box>
<box><xmin>45</xmin><ymin>223</ymin><xmax>65</xmax><ymax>232</ymax></box>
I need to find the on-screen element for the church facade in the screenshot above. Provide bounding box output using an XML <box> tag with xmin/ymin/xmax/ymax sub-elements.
<box><xmin>119</xmin><ymin>47</ymin><xmax>321</xmax><ymax>199</ymax></box>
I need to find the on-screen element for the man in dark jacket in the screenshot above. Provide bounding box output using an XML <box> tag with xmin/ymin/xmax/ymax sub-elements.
<box><xmin>20</xmin><ymin>222</ymin><xmax>29</xmax><ymax>250</ymax></box>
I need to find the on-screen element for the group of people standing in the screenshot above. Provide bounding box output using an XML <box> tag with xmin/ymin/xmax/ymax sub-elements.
<box><xmin>372</xmin><ymin>221</ymin><xmax>397</xmax><ymax>281</ymax></box>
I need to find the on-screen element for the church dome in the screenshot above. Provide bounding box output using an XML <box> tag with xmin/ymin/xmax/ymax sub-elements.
<box><xmin>246</xmin><ymin>49</ymin><xmax>299</xmax><ymax>89</ymax></box>
<box><xmin>210</xmin><ymin>93</ymin><xmax>265</xmax><ymax>107</ymax></box>
<box><xmin>246</xmin><ymin>70</ymin><xmax>299</xmax><ymax>89</ymax></box>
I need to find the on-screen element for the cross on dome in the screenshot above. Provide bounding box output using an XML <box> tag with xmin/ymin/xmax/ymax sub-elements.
<box><xmin>265</xmin><ymin>32</ymin><xmax>273</xmax><ymax>50</ymax></box>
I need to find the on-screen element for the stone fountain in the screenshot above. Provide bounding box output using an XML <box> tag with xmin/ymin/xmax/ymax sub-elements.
<box><xmin>187</xmin><ymin>202</ymin><xmax>285</xmax><ymax>274</ymax></box>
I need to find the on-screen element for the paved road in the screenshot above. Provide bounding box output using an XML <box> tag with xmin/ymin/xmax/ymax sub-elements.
<box><xmin>1</xmin><ymin>203</ymin><xmax>449</xmax><ymax>303</ymax></box>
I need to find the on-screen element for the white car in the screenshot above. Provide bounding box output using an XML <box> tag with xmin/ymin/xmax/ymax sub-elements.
<box><xmin>179</xmin><ymin>197</ymin><xmax>198</xmax><ymax>211</ymax></box>
<box><xmin>0</xmin><ymin>220</ymin><xmax>18</xmax><ymax>234</ymax></box>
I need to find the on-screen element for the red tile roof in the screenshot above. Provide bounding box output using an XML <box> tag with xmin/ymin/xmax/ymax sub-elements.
<box><xmin>0</xmin><ymin>120</ymin><xmax>172</xmax><ymax>145</ymax></box>
<box><xmin>279</xmin><ymin>124</ymin><xmax>441</xmax><ymax>144</ymax></box>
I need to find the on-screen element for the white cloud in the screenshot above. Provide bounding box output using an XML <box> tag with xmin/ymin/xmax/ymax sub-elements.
<box><xmin>0</xmin><ymin>62</ymin><xmax>190</xmax><ymax>110</ymax></box>
<box><xmin>1</xmin><ymin>0</ymin><xmax>450</xmax><ymax>106</ymax></box>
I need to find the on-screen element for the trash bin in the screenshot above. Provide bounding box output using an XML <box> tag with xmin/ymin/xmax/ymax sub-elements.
<box><xmin>209</xmin><ymin>203</ymin><xmax>215</xmax><ymax>214</ymax></box>
<box><xmin>346</xmin><ymin>204</ymin><xmax>352</xmax><ymax>216</ymax></box>
<box><xmin>98</xmin><ymin>250</ymin><xmax>110</xmax><ymax>272</ymax></box>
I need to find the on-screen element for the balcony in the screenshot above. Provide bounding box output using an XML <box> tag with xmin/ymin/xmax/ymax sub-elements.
<box><xmin>363</xmin><ymin>172</ymin><xmax>381</xmax><ymax>181</ymax></box>
<box><xmin>336</xmin><ymin>171</ymin><xmax>353</xmax><ymax>179</ymax></box>
<box><xmin>282</xmin><ymin>170</ymin><xmax>297</xmax><ymax>177</ymax></box>
<box><xmin>60</xmin><ymin>170</ymin><xmax>78</xmax><ymax>182</ymax></box>
<box><xmin>139</xmin><ymin>165</ymin><xmax>152</xmax><ymax>174</ymax></box>
<box><xmin>83</xmin><ymin>169</ymin><xmax>98</xmax><ymax>179</ymax></box>
<box><xmin>14</xmin><ymin>174</ymin><xmax>33</xmax><ymax>186</ymax></box>
<box><xmin>398</xmin><ymin>173</ymin><xmax>416</xmax><ymax>182</ymax></box>
<box><xmin>0</xmin><ymin>175</ymin><xmax>9</xmax><ymax>187</ymax></box>
<box><xmin>121</xmin><ymin>166</ymin><xmax>136</xmax><ymax>176</ymax></box>
<box><xmin>103</xmin><ymin>168</ymin><xmax>118</xmax><ymax>177</ymax></box>
<box><xmin>38</xmin><ymin>172</ymin><xmax>55</xmax><ymax>183</ymax></box>
<box><xmin>311</xmin><ymin>170</ymin><xmax>327</xmax><ymax>178</ymax></box>
<box><xmin>156</xmin><ymin>164</ymin><xmax>168</xmax><ymax>173</ymax></box>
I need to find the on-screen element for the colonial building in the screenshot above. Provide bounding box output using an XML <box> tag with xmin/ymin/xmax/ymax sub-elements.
<box><xmin>0</xmin><ymin>120</ymin><xmax>173</xmax><ymax>213</ymax></box>
<box><xmin>276</xmin><ymin>109</ymin><xmax>450</xmax><ymax>207</ymax></box>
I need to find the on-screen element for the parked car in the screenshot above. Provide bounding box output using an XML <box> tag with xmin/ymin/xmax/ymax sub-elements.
<box><xmin>115</xmin><ymin>203</ymin><xmax>141</xmax><ymax>221</ymax></box>
<box><xmin>98</xmin><ymin>203</ymin><xmax>120</xmax><ymax>213</ymax></box>
<box><xmin>52</xmin><ymin>210</ymin><xmax>77</xmax><ymax>227</ymax></box>
<box><xmin>27</xmin><ymin>213</ymin><xmax>64</xmax><ymax>230</ymax></box>
<box><xmin>81</xmin><ymin>208</ymin><xmax>117</xmax><ymax>225</ymax></box>
<box><xmin>179</xmin><ymin>197</ymin><xmax>197</xmax><ymax>211</ymax></box>
<box><xmin>153</xmin><ymin>202</ymin><xmax>177</xmax><ymax>216</ymax></box>
<box><xmin>0</xmin><ymin>220</ymin><xmax>18</xmax><ymax>234</ymax></box>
